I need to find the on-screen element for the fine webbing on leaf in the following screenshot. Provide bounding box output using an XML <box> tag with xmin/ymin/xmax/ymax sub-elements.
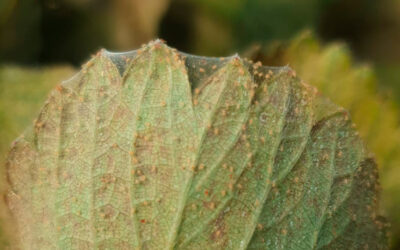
<box><xmin>5</xmin><ymin>40</ymin><xmax>388</xmax><ymax>250</ymax></box>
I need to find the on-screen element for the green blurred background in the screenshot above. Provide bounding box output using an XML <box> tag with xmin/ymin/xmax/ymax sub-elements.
<box><xmin>1</xmin><ymin>0</ymin><xmax>399</xmax><ymax>248</ymax></box>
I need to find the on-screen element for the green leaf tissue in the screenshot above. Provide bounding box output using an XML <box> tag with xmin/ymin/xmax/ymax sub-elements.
<box><xmin>5</xmin><ymin>40</ymin><xmax>388</xmax><ymax>249</ymax></box>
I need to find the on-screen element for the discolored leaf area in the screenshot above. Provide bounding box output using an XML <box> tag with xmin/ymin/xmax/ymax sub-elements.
<box><xmin>5</xmin><ymin>40</ymin><xmax>388</xmax><ymax>249</ymax></box>
<box><xmin>243</xmin><ymin>31</ymin><xmax>400</xmax><ymax>248</ymax></box>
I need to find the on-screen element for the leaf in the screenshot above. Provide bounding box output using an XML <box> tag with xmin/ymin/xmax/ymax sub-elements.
<box><xmin>5</xmin><ymin>40</ymin><xmax>388</xmax><ymax>249</ymax></box>
<box><xmin>0</xmin><ymin>65</ymin><xmax>76</xmax><ymax>160</ymax></box>
<box><xmin>243</xmin><ymin>31</ymin><xmax>399</xmax><ymax>248</ymax></box>
<box><xmin>0</xmin><ymin>65</ymin><xmax>75</xmax><ymax>248</ymax></box>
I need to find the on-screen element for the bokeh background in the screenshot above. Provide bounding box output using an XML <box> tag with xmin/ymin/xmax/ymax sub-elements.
<box><xmin>1</xmin><ymin>0</ymin><xmax>399</xmax><ymax>248</ymax></box>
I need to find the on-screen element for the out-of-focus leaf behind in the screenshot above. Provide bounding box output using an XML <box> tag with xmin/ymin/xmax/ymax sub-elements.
<box><xmin>375</xmin><ymin>64</ymin><xmax>400</xmax><ymax>108</ymax></box>
<box><xmin>0</xmin><ymin>0</ymin><xmax>41</xmax><ymax>63</ymax></box>
<box><xmin>162</xmin><ymin>0</ymin><xmax>321</xmax><ymax>56</ymax></box>
<box><xmin>0</xmin><ymin>0</ymin><xmax>169</xmax><ymax>65</ymax></box>
<box><xmin>0</xmin><ymin>65</ymin><xmax>76</xmax><ymax>160</ymax></box>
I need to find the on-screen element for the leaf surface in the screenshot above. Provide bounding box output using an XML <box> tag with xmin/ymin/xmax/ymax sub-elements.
<box><xmin>6</xmin><ymin>41</ymin><xmax>388</xmax><ymax>249</ymax></box>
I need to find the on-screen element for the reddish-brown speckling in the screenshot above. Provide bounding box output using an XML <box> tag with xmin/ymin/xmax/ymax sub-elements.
<box><xmin>209</xmin><ymin>202</ymin><xmax>216</xmax><ymax>210</ymax></box>
<box><xmin>56</xmin><ymin>85</ymin><xmax>63</xmax><ymax>92</ymax></box>
<box><xmin>5</xmin><ymin>41</ymin><xmax>387</xmax><ymax>249</ymax></box>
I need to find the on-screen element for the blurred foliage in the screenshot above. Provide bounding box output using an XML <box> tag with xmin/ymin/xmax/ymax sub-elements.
<box><xmin>0</xmin><ymin>65</ymin><xmax>76</xmax><ymax>248</ymax></box>
<box><xmin>2</xmin><ymin>0</ymin><xmax>400</xmax><ymax>67</ymax></box>
<box><xmin>0</xmin><ymin>0</ymin><xmax>41</xmax><ymax>63</ymax></box>
<box><xmin>376</xmin><ymin>64</ymin><xmax>400</xmax><ymax>108</ymax></box>
<box><xmin>0</xmin><ymin>65</ymin><xmax>75</xmax><ymax>160</ymax></box>
<box><xmin>161</xmin><ymin>0</ymin><xmax>321</xmax><ymax>56</ymax></box>
<box><xmin>160</xmin><ymin>0</ymin><xmax>400</xmax><ymax>62</ymax></box>
<box><xmin>243</xmin><ymin>31</ymin><xmax>400</xmax><ymax>248</ymax></box>
<box><xmin>316</xmin><ymin>0</ymin><xmax>400</xmax><ymax>62</ymax></box>
<box><xmin>0</xmin><ymin>0</ymin><xmax>169</xmax><ymax>65</ymax></box>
